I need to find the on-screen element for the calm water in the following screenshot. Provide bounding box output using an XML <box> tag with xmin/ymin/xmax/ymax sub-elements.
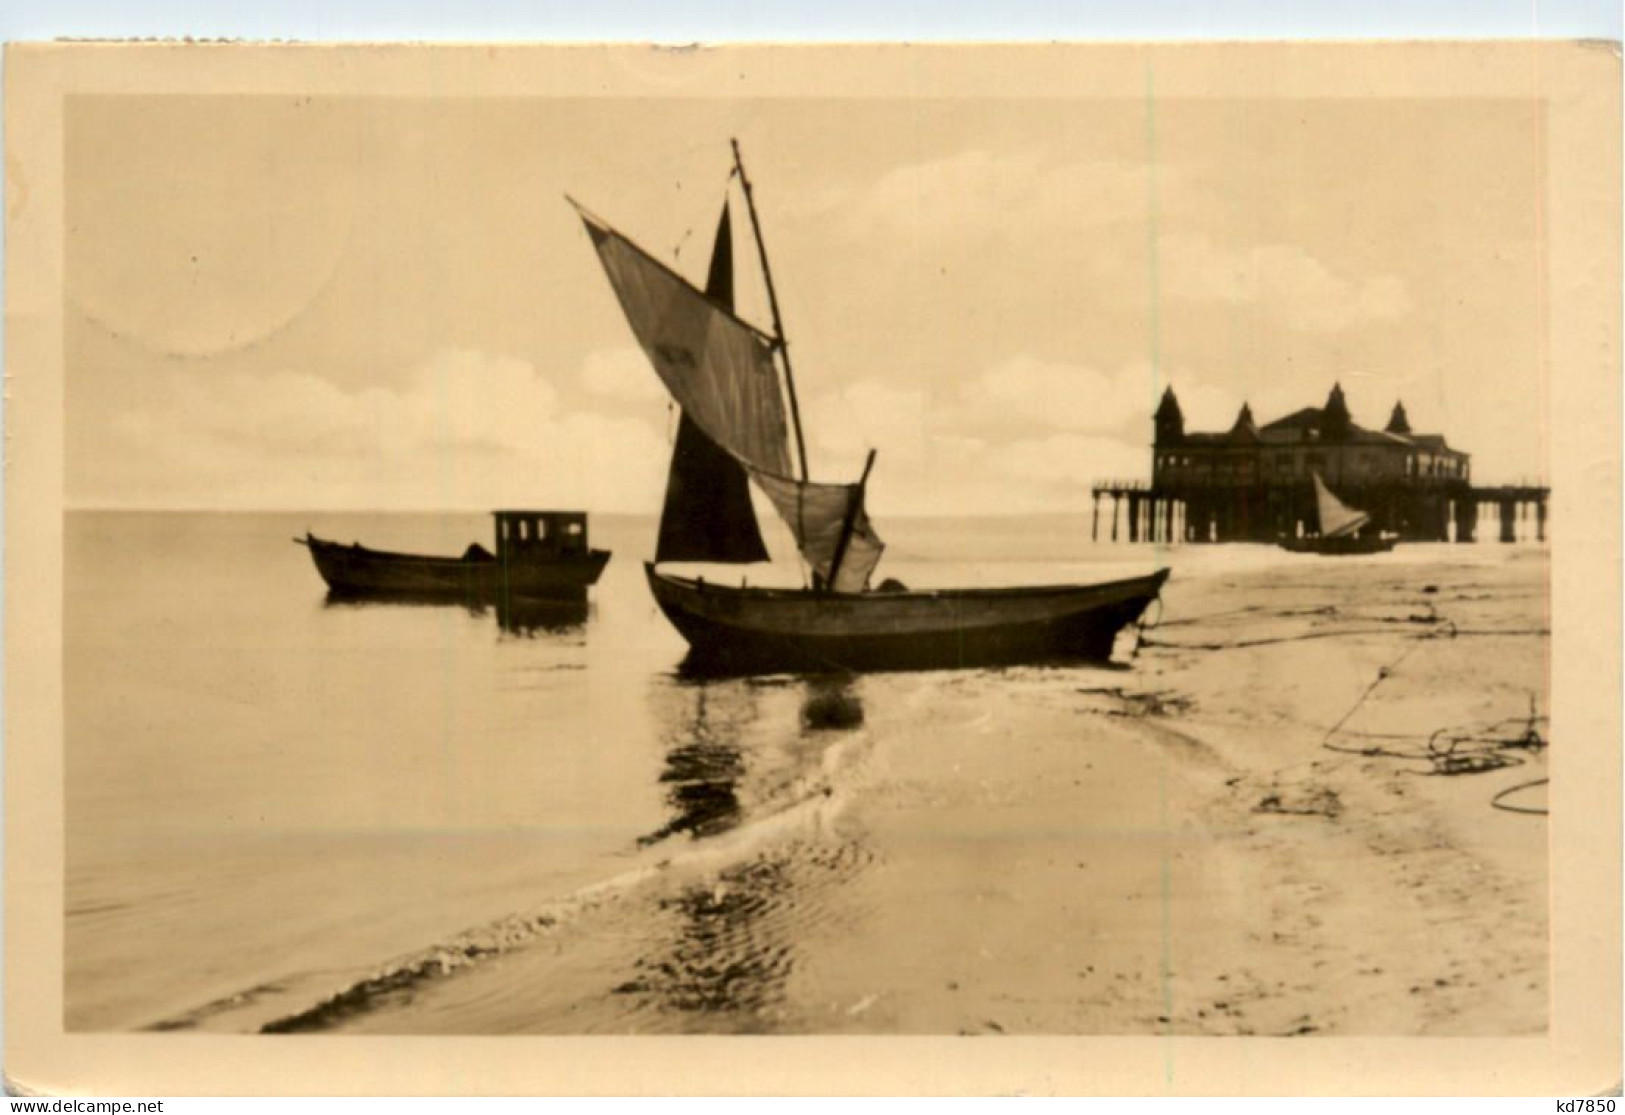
<box><xmin>66</xmin><ymin>510</ymin><xmax>1476</xmax><ymax>1032</ymax></box>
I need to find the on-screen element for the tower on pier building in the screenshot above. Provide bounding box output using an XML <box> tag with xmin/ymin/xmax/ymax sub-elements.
<box><xmin>1091</xmin><ymin>383</ymin><xmax>1544</xmax><ymax>544</ymax></box>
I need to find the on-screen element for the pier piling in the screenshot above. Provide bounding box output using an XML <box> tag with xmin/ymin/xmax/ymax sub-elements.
<box><xmin>1088</xmin><ymin>480</ymin><xmax>1546</xmax><ymax>546</ymax></box>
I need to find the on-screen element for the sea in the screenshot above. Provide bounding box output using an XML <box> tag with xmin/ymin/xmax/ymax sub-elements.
<box><xmin>62</xmin><ymin>509</ymin><xmax>1540</xmax><ymax>1034</ymax></box>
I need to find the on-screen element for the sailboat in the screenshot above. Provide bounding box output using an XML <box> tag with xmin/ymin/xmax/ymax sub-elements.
<box><xmin>571</xmin><ymin>142</ymin><xmax>1168</xmax><ymax>673</ymax></box>
<box><xmin>1278</xmin><ymin>473</ymin><xmax>1398</xmax><ymax>555</ymax></box>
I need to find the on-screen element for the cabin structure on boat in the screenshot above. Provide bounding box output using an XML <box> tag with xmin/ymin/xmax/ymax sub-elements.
<box><xmin>1092</xmin><ymin>384</ymin><xmax>1549</xmax><ymax>544</ymax></box>
<box><xmin>492</xmin><ymin>510</ymin><xmax>592</xmax><ymax>564</ymax></box>
<box><xmin>298</xmin><ymin>509</ymin><xmax>609</xmax><ymax>608</ymax></box>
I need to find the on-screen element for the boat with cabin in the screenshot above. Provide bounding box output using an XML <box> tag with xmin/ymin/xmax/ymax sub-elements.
<box><xmin>297</xmin><ymin>510</ymin><xmax>611</xmax><ymax>603</ymax></box>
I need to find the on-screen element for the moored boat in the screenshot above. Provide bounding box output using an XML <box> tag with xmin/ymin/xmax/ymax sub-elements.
<box><xmin>574</xmin><ymin>141</ymin><xmax>1167</xmax><ymax>673</ymax></box>
<box><xmin>1277</xmin><ymin>533</ymin><xmax>1397</xmax><ymax>555</ymax></box>
<box><xmin>648</xmin><ymin>563</ymin><xmax>1171</xmax><ymax>673</ymax></box>
<box><xmin>1277</xmin><ymin>474</ymin><xmax>1398</xmax><ymax>555</ymax></box>
<box><xmin>297</xmin><ymin>510</ymin><xmax>611</xmax><ymax>603</ymax></box>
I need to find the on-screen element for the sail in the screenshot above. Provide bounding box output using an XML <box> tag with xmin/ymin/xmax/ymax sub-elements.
<box><xmin>1313</xmin><ymin>473</ymin><xmax>1370</xmax><ymax>538</ymax></box>
<box><xmin>655</xmin><ymin>205</ymin><xmax>772</xmax><ymax>564</ymax></box>
<box><xmin>749</xmin><ymin>469</ymin><xmax>885</xmax><ymax>593</ymax></box>
<box><xmin>575</xmin><ymin>205</ymin><xmax>793</xmax><ymax>477</ymax></box>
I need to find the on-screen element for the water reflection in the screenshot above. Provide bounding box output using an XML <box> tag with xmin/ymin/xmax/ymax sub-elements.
<box><xmin>615</xmin><ymin>676</ymin><xmax>871</xmax><ymax>1029</ymax></box>
<box><xmin>800</xmin><ymin>676</ymin><xmax>865</xmax><ymax>732</ymax></box>
<box><xmin>320</xmin><ymin>591</ymin><xmax>589</xmax><ymax>637</ymax></box>
<box><xmin>495</xmin><ymin>597</ymin><xmax>589</xmax><ymax>637</ymax></box>
<box><xmin>637</xmin><ymin>683</ymin><xmax>752</xmax><ymax>848</ymax></box>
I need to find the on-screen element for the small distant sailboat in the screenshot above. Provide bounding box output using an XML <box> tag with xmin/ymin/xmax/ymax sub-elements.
<box><xmin>571</xmin><ymin>141</ymin><xmax>1167</xmax><ymax>673</ymax></box>
<box><xmin>1278</xmin><ymin>473</ymin><xmax>1398</xmax><ymax>555</ymax></box>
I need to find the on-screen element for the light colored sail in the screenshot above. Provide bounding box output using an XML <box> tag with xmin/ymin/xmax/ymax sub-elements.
<box><xmin>1313</xmin><ymin>473</ymin><xmax>1370</xmax><ymax>538</ymax></box>
<box><xmin>576</xmin><ymin>207</ymin><xmax>793</xmax><ymax>476</ymax></box>
<box><xmin>750</xmin><ymin>469</ymin><xmax>885</xmax><ymax>593</ymax></box>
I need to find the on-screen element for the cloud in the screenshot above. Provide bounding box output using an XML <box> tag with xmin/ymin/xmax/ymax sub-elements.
<box><xmin>959</xmin><ymin>357</ymin><xmax>1138</xmax><ymax>434</ymax></box>
<box><xmin>788</xmin><ymin>356</ymin><xmax>1249</xmax><ymax>515</ymax></box>
<box><xmin>854</xmin><ymin>430</ymin><xmax>1147</xmax><ymax>518</ymax></box>
<box><xmin>956</xmin><ymin>356</ymin><xmax>1241</xmax><ymax>437</ymax></box>
<box><xmin>790</xmin><ymin>363</ymin><xmax>1169</xmax><ymax>516</ymax></box>
<box><xmin>813</xmin><ymin>149</ymin><xmax>1157</xmax><ymax>243</ymax></box>
<box><xmin>579</xmin><ymin>347</ymin><xmax>665</xmax><ymax>404</ymax></box>
<box><xmin>994</xmin><ymin>434</ymin><xmax>1147</xmax><ymax>488</ymax></box>
<box><xmin>83</xmin><ymin>349</ymin><xmax>671</xmax><ymax>511</ymax></box>
<box><xmin>1157</xmin><ymin>233</ymin><xmax>1411</xmax><ymax>331</ymax></box>
<box><xmin>1153</xmin><ymin>373</ymin><xmax>1244</xmax><ymax>433</ymax></box>
<box><xmin>806</xmin><ymin>381</ymin><xmax>929</xmax><ymax>469</ymax></box>
<box><xmin>119</xmin><ymin>349</ymin><xmax>562</xmax><ymax>458</ymax></box>
<box><xmin>803</xmin><ymin>150</ymin><xmax>1409</xmax><ymax>341</ymax></box>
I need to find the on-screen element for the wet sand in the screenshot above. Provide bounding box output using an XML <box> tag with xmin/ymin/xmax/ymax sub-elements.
<box><xmin>306</xmin><ymin>544</ymin><xmax>1548</xmax><ymax>1036</ymax></box>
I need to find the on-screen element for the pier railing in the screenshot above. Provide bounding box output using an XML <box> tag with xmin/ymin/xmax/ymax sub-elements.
<box><xmin>1097</xmin><ymin>475</ymin><xmax>1486</xmax><ymax>494</ymax></box>
<box><xmin>1090</xmin><ymin>479</ymin><xmax>1151</xmax><ymax>494</ymax></box>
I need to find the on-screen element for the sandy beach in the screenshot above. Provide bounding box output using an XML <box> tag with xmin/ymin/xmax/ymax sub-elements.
<box><xmin>265</xmin><ymin>542</ymin><xmax>1548</xmax><ymax>1037</ymax></box>
<box><xmin>784</xmin><ymin>545</ymin><xmax>1552</xmax><ymax>1037</ymax></box>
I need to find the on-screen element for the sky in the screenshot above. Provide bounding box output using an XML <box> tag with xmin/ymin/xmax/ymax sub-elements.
<box><xmin>65</xmin><ymin>87</ymin><xmax>1553</xmax><ymax>515</ymax></box>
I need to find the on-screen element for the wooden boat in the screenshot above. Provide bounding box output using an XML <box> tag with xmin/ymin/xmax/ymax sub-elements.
<box><xmin>648</xmin><ymin>564</ymin><xmax>1171</xmax><ymax>673</ymax></box>
<box><xmin>1278</xmin><ymin>474</ymin><xmax>1398</xmax><ymax>555</ymax></box>
<box><xmin>297</xmin><ymin>510</ymin><xmax>610</xmax><ymax>603</ymax></box>
<box><xmin>572</xmin><ymin>142</ymin><xmax>1166</xmax><ymax>673</ymax></box>
<box><xmin>1277</xmin><ymin>533</ymin><xmax>1397</xmax><ymax>555</ymax></box>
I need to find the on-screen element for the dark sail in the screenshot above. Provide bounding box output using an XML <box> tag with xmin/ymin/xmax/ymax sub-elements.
<box><xmin>702</xmin><ymin>201</ymin><xmax>734</xmax><ymax>302</ymax></box>
<box><xmin>655</xmin><ymin>204</ymin><xmax>772</xmax><ymax>564</ymax></box>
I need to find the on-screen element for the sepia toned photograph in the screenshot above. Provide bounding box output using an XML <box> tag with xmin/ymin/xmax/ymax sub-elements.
<box><xmin>6</xmin><ymin>40</ymin><xmax>1618</xmax><ymax>1094</ymax></box>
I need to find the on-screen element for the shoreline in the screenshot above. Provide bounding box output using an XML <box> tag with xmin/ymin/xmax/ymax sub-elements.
<box><xmin>297</xmin><ymin>545</ymin><xmax>1549</xmax><ymax>1036</ymax></box>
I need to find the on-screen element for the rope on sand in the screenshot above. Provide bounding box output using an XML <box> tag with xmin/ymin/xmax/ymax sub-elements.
<box><xmin>1144</xmin><ymin>595</ymin><xmax>1550</xmax><ymax>812</ymax></box>
<box><xmin>1265</xmin><ymin>603</ymin><xmax>1548</xmax><ymax>808</ymax></box>
<box><xmin>1313</xmin><ymin>607</ymin><xmax>1547</xmax><ymax>784</ymax></box>
<box><xmin>1490</xmin><ymin>777</ymin><xmax>1550</xmax><ymax>816</ymax></box>
<box><xmin>1318</xmin><ymin>635</ymin><xmax>1550</xmax><ymax>811</ymax></box>
<box><xmin>1141</xmin><ymin>590</ymin><xmax>1545</xmax><ymax>652</ymax></box>
<box><xmin>1153</xmin><ymin>604</ymin><xmax>1337</xmax><ymax>629</ymax></box>
<box><xmin>1319</xmin><ymin>637</ymin><xmax>1433</xmax><ymax>743</ymax></box>
<box><xmin>1141</xmin><ymin>600</ymin><xmax>1462</xmax><ymax>652</ymax></box>
<box><xmin>1324</xmin><ymin>708</ymin><xmax>1548</xmax><ymax>777</ymax></box>
<box><xmin>1142</xmin><ymin>626</ymin><xmax>1443</xmax><ymax>652</ymax></box>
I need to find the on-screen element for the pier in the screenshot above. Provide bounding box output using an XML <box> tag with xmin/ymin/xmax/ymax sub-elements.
<box><xmin>1089</xmin><ymin>480</ymin><xmax>1548</xmax><ymax>544</ymax></box>
<box><xmin>1090</xmin><ymin>385</ymin><xmax>1548</xmax><ymax>544</ymax></box>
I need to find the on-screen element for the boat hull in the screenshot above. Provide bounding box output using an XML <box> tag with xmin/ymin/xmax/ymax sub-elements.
<box><xmin>646</xmin><ymin>563</ymin><xmax>1170</xmax><ymax>674</ymax></box>
<box><xmin>300</xmin><ymin>533</ymin><xmax>610</xmax><ymax>603</ymax></box>
<box><xmin>1277</xmin><ymin>535</ymin><xmax>1398</xmax><ymax>555</ymax></box>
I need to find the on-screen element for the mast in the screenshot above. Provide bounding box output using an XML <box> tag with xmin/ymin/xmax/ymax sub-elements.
<box><xmin>652</xmin><ymin>201</ymin><xmax>773</xmax><ymax>568</ymax></box>
<box><xmin>731</xmin><ymin>138</ymin><xmax>811</xmax><ymax>483</ymax></box>
<box><xmin>826</xmin><ymin>449</ymin><xmax>878</xmax><ymax>592</ymax></box>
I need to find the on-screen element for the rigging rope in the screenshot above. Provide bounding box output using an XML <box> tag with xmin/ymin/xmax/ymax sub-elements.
<box><xmin>1141</xmin><ymin>596</ymin><xmax>1549</xmax><ymax>813</ymax></box>
<box><xmin>1130</xmin><ymin>595</ymin><xmax>1164</xmax><ymax>658</ymax></box>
